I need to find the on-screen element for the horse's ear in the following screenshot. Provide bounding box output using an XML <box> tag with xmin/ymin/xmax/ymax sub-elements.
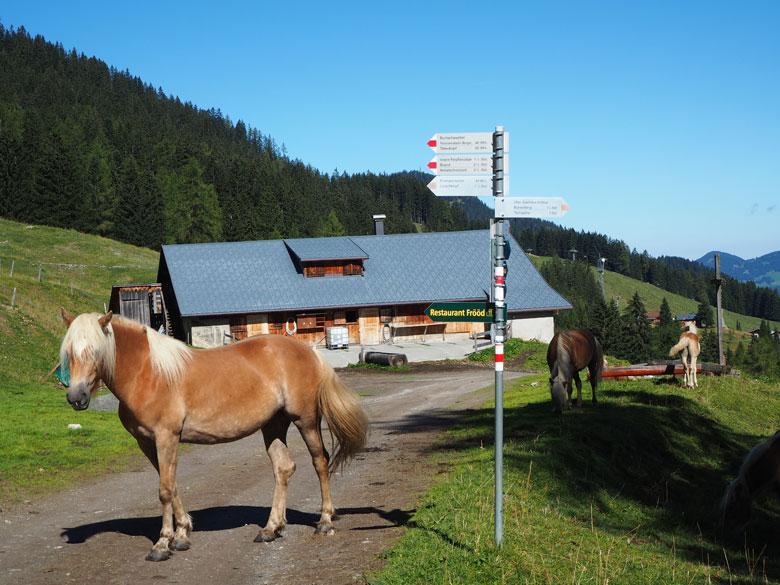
<box><xmin>60</xmin><ymin>307</ymin><xmax>75</xmax><ymax>327</ymax></box>
<box><xmin>98</xmin><ymin>311</ymin><xmax>113</xmax><ymax>329</ymax></box>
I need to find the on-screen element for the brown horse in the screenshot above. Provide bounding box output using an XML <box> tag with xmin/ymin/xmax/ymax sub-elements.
<box><xmin>547</xmin><ymin>329</ymin><xmax>603</xmax><ymax>413</ymax></box>
<box><xmin>58</xmin><ymin>309</ymin><xmax>368</xmax><ymax>561</ymax></box>
<box><xmin>721</xmin><ymin>431</ymin><xmax>780</xmax><ymax>538</ymax></box>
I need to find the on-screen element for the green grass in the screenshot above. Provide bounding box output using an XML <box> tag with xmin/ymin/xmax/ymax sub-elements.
<box><xmin>468</xmin><ymin>338</ymin><xmax>549</xmax><ymax>371</ymax></box>
<box><xmin>0</xmin><ymin>218</ymin><xmax>157</xmax><ymax>502</ymax></box>
<box><xmin>370</xmin><ymin>372</ymin><xmax>780</xmax><ymax>584</ymax></box>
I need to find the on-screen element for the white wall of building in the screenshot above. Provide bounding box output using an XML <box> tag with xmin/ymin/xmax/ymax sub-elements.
<box><xmin>508</xmin><ymin>316</ymin><xmax>555</xmax><ymax>343</ymax></box>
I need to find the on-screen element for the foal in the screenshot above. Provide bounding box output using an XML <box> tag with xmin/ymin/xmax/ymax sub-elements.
<box><xmin>669</xmin><ymin>324</ymin><xmax>701</xmax><ymax>388</ymax></box>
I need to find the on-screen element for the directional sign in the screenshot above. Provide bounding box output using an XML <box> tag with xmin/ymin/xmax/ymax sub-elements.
<box><xmin>494</xmin><ymin>197</ymin><xmax>570</xmax><ymax>219</ymax></box>
<box><xmin>427</xmin><ymin>132</ymin><xmax>495</xmax><ymax>154</ymax></box>
<box><xmin>428</xmin><ymin>154</ymin><xmax>506</xmax><ymax>176</ymax></box>
<box><xmin>427</xmin><ymin>175</ymin><xmax>493</xmax><ymax>197</ymax></box>
<box><xmin>425</xmin><ymin>302</ymin><xmax>498</xmax><ymax>322</ymax></box>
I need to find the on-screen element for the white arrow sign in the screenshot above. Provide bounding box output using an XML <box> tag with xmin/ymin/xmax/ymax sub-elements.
<box><xmin>428</xmin><ymin>132</ymin><xmax>509</xmax><ymax>154</ymax></box>
<box><xmin>495</xmin><ymin>197</ymin><xmax>570</xmax><ymax>218</ymax></box>
<box><xmin>427</xmin><ymin>175</ymin><xmax>494</xmax><ymax>197</ymax></box>
<box><xmin>427</xmin><ymin>154</ymin><xmax>499</xmax><ymax>175</ymax></box>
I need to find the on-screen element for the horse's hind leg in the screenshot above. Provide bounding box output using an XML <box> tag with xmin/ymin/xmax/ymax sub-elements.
<box><xmin>573</xmin><ymin>371</ymin><xmax>583</xmax><ymax>407</ymax></box>
<box><xmin>294</xmin><ymin>418</ymin><xmax>336</xmax><ymax>535</ymax></box>
<box><xmin>588</xmin><ymin>365</ymin><xmax>599</xmax><ymax>404</ymax></box>
<box><xmin>690</xmin><ymin>352</ymin><xmax>698</xmax><ymax>388</ymax></box>
<box><xmin>256</xmin><ymin>414</ymin><xmax>295</xmax><ymax>543</ymax></box>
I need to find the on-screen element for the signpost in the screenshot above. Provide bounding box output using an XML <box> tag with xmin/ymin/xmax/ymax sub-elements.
<box><xmin>427</xmin><ymin>132</ymin><xmax>496</xmax><ymax>154</ymax></box>
<box><xmin>495</xmin><ymin>196</ymin><xmax>570</xmax><ymax>219</ymax></box>
<box><xmin>427</xmin><ymin>154</ymin><xmax>495</xmax><ymax>175</ymax></box>
<box><xmin>422</xmin><ymin>126</ymin><xmax>565</xmax><ymax>549</ymax></box>
<box><xmin>425</xmin><ymin>302</ymin><xmax>496</xmax><ymax>322</ymax></box>
<box><xmin>426</xmin><ymin>175</ymin><xmax>493</xmax><ymax>197</ymax></box>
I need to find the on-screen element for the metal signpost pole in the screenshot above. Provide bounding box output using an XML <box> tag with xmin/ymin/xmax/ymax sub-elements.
<box><xmin>492</xmin><ymin>126</ymin><xmax>506</xmax><ymax>547</ymax></box>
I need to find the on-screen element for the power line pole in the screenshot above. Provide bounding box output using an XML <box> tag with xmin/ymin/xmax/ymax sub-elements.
<box><xmin>714</xmin><ymin>254</ymin><xmax>725</xmax><ymax>365</ymax></box>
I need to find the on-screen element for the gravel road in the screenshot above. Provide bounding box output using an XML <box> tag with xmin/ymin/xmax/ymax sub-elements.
<box><xmin>0</xmin><ymin>367</ymin><xmax>521</xmax><ymax>585</ymax></box>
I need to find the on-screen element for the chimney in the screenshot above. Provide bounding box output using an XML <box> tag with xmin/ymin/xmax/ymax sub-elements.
<box><xmin>372</xmin><ymin>214</ymin><xmax>386</xmax><ymax>236</ymax></box>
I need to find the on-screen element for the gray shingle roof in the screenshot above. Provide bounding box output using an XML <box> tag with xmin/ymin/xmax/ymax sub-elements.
<box><xmin>159</xmin><ymin>230</ymin><xmax>571</xmax><ymax>316</ymax></box>
<box><xmin>285</xmin><ymin>237</ymin><xmax>368</xmax><ymax>262</ymax></box>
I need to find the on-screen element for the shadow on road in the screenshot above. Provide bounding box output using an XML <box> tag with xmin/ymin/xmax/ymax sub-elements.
<box><xmin>61</xmin><ymin>504</ymin><xmax>416</xmax><ymax>545</ymax></box>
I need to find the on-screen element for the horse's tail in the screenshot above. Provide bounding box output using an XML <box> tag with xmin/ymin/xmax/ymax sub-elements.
<box><xmin>592</xmin><ymin>335</ymin><xmax>604</xmax><ymax>384</ymax></box>
<box><xmin>316</xmin><ymin>355</ymin><xmax>368</xmax><ymax>474</ymax></box>
<box><xmin>669</xmin><ymin>336</ymin><xmax>690</xmax><ymax>357</ymax></box>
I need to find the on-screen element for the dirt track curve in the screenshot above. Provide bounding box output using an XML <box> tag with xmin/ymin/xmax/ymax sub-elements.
<box><xmin>1</xmin><ymin>367</ymin><xmax>522</xmax><ymax>585</ymax></box>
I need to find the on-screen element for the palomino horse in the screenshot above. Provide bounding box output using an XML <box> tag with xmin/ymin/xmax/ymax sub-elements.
<box><xmin>546</xmin><ymin>329</ymin><xmax>603</xmax><ymax>413</ymax></box>
<box><xmin>721</xmin><ymin>431</ymin><xmax>780</xmax><ymax>538</ymax></box>
<box><xmin>58</xmin><ymin>309</ymin><xmax>368</xmax><ymax>561</ymax></box>
<box><xmin>669</xmin><ymin>324</ymin><xmax>700</xmax><ymax>388</ymax></box>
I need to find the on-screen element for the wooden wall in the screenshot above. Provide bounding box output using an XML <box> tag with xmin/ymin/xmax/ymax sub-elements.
<box><xmin>302</xmin><ymin>260</ymin><xmax>363</xmax><ymax>278</ymax></box>
<box><xmin>196</xmin><ymin>304</ymin><xmax>486</xmax><ymax>347</ymax></box>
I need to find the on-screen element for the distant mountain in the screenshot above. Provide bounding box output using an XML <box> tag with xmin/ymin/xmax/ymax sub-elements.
<box><xmin>696</xmin><ymin>251</ymin><xmax>780</xmax><ymax>292</ymax></box>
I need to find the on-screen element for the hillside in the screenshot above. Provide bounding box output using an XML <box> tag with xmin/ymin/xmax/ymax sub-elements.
<box><xmin>0</xmin><ymin>216</ymin><xmax>157</xmax><ymax>390</ymax></box>
<box><xmin>698</xmin><ymin>250</ymin><xmax>780</xmax><ymax>292</ymax></box>
<box><xmin>0</xmin><ymin>25</ymin><xmax>476</xmax><ymax>249</ymax></box>
<box><xmin>529</xmin><ymin>254</ymin><xmax>779</xmax><ymax>333</ymax></box>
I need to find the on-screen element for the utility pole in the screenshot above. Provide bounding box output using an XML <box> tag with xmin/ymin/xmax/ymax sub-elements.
<box><xmin>714</xmin><ymin>254</ymin><xmax>725</xmax><ymax>365</ymax></box>
<box><xmin>598</xmin><ymin>257</ymin><xmax>606</xmax><ymax>300</ymax></box>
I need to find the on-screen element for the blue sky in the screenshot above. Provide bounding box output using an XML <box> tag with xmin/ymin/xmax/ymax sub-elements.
<box><xmin>3</xmin><ymin>1</ymin><xmax>779</xmax><ymax>260</ymax></box>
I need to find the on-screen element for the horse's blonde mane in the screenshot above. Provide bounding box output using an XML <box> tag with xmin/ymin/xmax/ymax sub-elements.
<box><xmin>144</xmin><ymin>322</ymin><xmax>193</xmax><ymax>384</ymax></box>
<box><xmin>61</xmin><ymin>313</ymin><xmax>192</xmax><ymax>386</ymax></box>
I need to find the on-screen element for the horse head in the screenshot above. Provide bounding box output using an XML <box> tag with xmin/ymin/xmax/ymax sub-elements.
<box><xmin>59</xmin><ymin>308</ymin><xmax>114</xmax><ymax>410</ymax></box>
<box><xmin>549</xmin><ymin>374</ymin><xmax>568</xmax><ymax>413</ymax></box>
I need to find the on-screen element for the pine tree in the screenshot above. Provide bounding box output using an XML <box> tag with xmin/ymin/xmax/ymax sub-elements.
<box><xmin>654</xmin><ymin>297</ymin><xmax>679</xmax><ymax>357</ymax></box>
<box><xmin>320</xmin><ymin>210</ymin><xmax>346</xmax><ymax>237</ymax></box>
<box><xmin>620</xmin><ymin>291</ymin><xmax>651</xmax><ymax>363</ymax></box>
<box><xmin>696</xmin><ymin>295</ymin><xmax>714</xmax><ymax>328</ymax></box>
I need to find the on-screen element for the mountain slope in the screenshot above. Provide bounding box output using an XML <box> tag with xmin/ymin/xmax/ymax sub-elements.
<box><xmin>697</xmin><ymin>250</ymin><xmax>780</xmax><ymax>292</ymax></box>
<box><xmin>0</xmin><ymin>25</ymin><xmax>473</xmax><ymax>248</ymax></box>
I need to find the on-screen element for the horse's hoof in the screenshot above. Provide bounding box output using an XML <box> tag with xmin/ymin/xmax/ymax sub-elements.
<box><xmin>315</xmin><ymin>523</ymin><xmax>335</xmax><ymax>536</ymax></box>
<box><xmin>146</xmin><ymin>548</ymin><xmax>171</xmax><ymax>562</ymax></box>
<box><xmin>170</xmin><ymin>538</ymin><xmax>190</xmax><ymax>551</ymax></box>
<box><xmin>254</xmin><ymin>530</ymin><xmax>277</xmax><ymax>543</ymax></box>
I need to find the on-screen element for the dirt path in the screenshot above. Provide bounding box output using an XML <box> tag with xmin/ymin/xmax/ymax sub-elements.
<box><xmin>0</xmin><ymin>368</ymin><xmax>522</xmax><ymax>585</ymax></box>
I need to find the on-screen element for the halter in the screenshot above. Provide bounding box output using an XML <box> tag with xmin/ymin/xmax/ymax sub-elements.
<box><xmin>55</xmin><ymin>354</ymin><xmax>71</xmax><ymax>387</ymax></box>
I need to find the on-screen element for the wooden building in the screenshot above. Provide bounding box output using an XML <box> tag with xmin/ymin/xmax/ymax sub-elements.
<box><xmin>150</xmin><ymin>229</ymin><xmax>571</xmax><ymax>348</ymax></box>
<box><xmin>108</xmin><ymin>283</ymin><xmax>171</xmax><ymax>333</ymax></box>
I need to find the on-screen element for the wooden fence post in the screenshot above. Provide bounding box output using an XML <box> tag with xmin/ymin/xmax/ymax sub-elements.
<box><xmin>9</xmin><ymin>260</ymin><xmax>14</xmax><ymax>277</ymax></box>
<box><xmin>11</xmin><ymin>287</ymin><xmax>16</xmax><ymax>308</ymax></box>
<box><xmin>37</xmin><ymin>265</ymin><xmax>43</xmax><ymax>282</ymax></box>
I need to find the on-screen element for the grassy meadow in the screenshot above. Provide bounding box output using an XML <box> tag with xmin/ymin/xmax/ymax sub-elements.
<box><xmin>0</xmin><ymin>218</ymin><xmax>157</xmax><ymax>502</ymax></box>
<box><xmin>370</xmin><ymin>348</ymin><xmax>780</xmax><ymax>584</ymax></box>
